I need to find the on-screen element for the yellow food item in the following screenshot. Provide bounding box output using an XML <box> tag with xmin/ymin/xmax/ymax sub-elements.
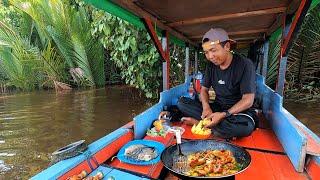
<box><xmin>202</xmin><ymin>118</ymin><xmax>211</xmax><ymax>126</ymax></box>
<box><xmin>153</xmin><ymin>119</ymin><xmax>165</xmax><ymax>131</ymax></box>
<box><xmin>191</xmin><ymin>119</ymin><xmax>211</xmax><ymax>136</ymax></box>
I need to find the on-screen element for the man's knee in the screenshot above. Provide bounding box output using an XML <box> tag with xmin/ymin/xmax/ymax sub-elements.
<box><xmin>177</xmin><ymin>97</ymin><xmax>202</xmax><ymax>119</ymax></box>
<box><xmin>177</xmin><ymin>97</ymin><xmax>186</xmax><ymax>111</ymax></box>
<box><xmin>177</xmin><ymin>97</ymin><xmax>194</xmax><ymax>110</ymax></box>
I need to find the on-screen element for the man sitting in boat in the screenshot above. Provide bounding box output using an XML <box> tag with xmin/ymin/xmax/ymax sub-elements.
<box><xmin>178</xmin><ymin>28</ymin><xmax>257</xmax><ymax>139</ymax></box>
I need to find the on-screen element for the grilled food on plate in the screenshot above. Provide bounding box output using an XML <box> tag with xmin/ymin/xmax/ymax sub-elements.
<box><xmin>124</xmin><ymin>144</ymin><xmax>157</xmax><ymax>161</ymax></box>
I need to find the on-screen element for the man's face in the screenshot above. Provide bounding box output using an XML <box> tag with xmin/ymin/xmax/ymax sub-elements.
<box><xmin>202</xmin><ymin>41</ymin><xmax>229</xmax><ymax>65</ymax></box>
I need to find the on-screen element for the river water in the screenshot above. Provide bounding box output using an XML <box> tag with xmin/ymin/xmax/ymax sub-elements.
<box><xmin>0</xmin><ymin>88</ymin><xmax>318</xmax><ymax>179</ymax></box>
<box><xmin>0</xmin><ymin>87</ymin><xmax>150</xmax><ymax>179</ymax></box>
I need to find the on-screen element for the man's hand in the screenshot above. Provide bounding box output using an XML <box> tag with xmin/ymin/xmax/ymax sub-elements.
<box><xmin>201</xmin><ymin>106</ymin><xmax>213</xmax><ymax>119</ymax></box>
<box><xmin>204</xmin><ymin>112</ymin><xmax>226</xmax><ymax>128</ymax></box>
<box><xmin>181</xmin><ymin>117</ymin><xmax>198</xmax><ymax>125</ymax></box>
<box><xmin>200</xmin><ymin>86</ymin><xmax>212</xmax><ymax>119</ymax></box>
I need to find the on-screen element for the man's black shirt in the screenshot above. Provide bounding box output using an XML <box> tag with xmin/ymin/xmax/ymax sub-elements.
<box><xmin>203</xmin><ymin>54</ymin><xmax>256</xmax><ymax>109</ymax></box>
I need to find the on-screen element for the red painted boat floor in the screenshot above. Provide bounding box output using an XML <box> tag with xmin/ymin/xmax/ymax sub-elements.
<box><xmin>236</xmin><ymin>150</ymin><xmax>308</xmax><ymax>180</ymax></box>
<box><xmin>107</xmin><ymin>118</ymin><xmax>310</xmax><ymax>179</ymax></box>
<box><xmin>232</xmin><ymin>128</ymin><xmax>284</xmax><ymax>153</ymax></box>
<box><xmin>306</xmin><ymin>158</ymin><xmax>320</xmax><ymax>179</ymax></box>
<box><xmin>164</xmin><ymin>150</ymin><xmax>308</xmax><ymax>180</ymax></box>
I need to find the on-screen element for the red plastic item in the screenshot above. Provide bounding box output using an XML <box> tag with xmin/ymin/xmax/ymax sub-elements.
<box><xmin>194</xmin><ymin>79</ymin><xmax>201</xmax><ymax>93</ymax></box>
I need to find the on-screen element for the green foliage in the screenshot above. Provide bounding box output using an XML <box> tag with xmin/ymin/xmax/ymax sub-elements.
<box><xmin>0</xmin><ymin>0</ymin><xmax>105</xmax><ymax>91</ymax></box>
<box><xmin>265</xmin><ymin>5</ymin><xmax>320</xmax><ymax>101</ymax></box>
<box><xmin>266</xmin><ymin>29</ymin><xmax>282</xmax><ymax>88</ymax></box>
<box><xmin>90</xmin><ymin>9</ymin><xmax>161</xmax><ymax>98</ymax></box>
<box><xmin>0</xmin><ymin>20</ymin><xmax>42</xmax><ymax>90</ymax></box>
<box><xmin>13</xmin><ymin>0</ymin><xmax>105</xmax><ymax>87</ymax></box>
<box><xmin>169</xmin><ymin>44</ymin><xmax>186</xmax><ymax>86</ymax></box>
<box><xmin>0</xmin><ymin>2</ymin><xmax>20</xmax><ymax>27</ymax></box>
<box><xmin>0</xmin><ymin>0</ymin><xmax>192</xmax><ymax>97</ymax></box>
<box><xmin>285</xmin><ymin>5</ymin><xmax>320</xmax><ymax>101</ymax></box>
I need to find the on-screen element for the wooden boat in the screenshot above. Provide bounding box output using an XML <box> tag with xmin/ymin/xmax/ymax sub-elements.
<box><xmin>32</xmin><ymin>0</ymin><xmax>320</xmax><ymax>179</ymax></box>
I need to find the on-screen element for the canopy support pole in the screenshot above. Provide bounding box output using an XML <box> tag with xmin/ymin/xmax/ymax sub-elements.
<box><xmin>185</xmin><ymin>44</ymin><xmax>190</xmax><ymax>82</ymax></box>
<box><xmin>142</xmin><ymin>18</ymin><xmax>170</xmax><ymax>90</ymax></box>
<box><xmin>275</xmin><ymin>0</ymin><xmax>311</xmax><ymax>96</ymax></box>
<box><xmin>261</xmin><ymin>40</ymin><xmax>269</xmax><ymax>78</ymax></box>
<box><xmin>195</xmin><ymin>49</ymin><xmax>199</xmax><ymax>74</ymax></box>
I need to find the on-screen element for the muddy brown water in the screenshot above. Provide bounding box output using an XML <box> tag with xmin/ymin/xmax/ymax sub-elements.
<box><xmin>0</xmin><ymin>88</ymin><xmax>318</xmax><ymax>179</ymax></box>
<box><xmin>0</xmin><ymin>87</ymin><xmax>151</xmax><ymax>179</ymax></box>
<box><xmin>284</xmin><ymin>100</ymin><xmax>320</xmax><ymax>137</ymax></box>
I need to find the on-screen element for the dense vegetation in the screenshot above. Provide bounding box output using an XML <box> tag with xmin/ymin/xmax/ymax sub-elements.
<box><xmin>265</xmin><ymin>5</ymin><xmax>320</xmax><ymax>102</ymax></box>
<box><xmin>0</xmin><ymin>0</ymin><xmax>105</xmax><ymax>91</ymax></box>
<box><xmin>0</xmin><ymin>0</ymin><xmax>319</xmax><ymax>100</ymax></box>
<box><xmin>0</xmin><ymin>0</ymin><xmax>187</xmax><ymax>98</ymax></box>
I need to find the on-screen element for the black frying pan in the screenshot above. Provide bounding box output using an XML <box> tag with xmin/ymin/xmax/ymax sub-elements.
<box><xmin>161</xmin><ymin>140</ymin><xmax>251</xmax><ymax>179</ymax></box>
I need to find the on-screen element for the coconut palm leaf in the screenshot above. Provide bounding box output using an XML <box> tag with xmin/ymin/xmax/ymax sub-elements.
<box><xmin>0</xmin><ymin>20</ymin><xmax>41</xmax><ymax>90</ymax></box>
<box><xmin>12</xmin><ymin>0</ymin><xmax>105</xmax><ymax>87</ymax></box>
<box><xmin>266</xmin><ymin>32</ymin><xmax>281</xmax><ymax>88</ymax></box>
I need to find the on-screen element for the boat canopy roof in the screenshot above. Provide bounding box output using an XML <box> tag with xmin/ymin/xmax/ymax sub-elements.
<box><xmin>106</xmin><ymin>0</ymin><xmax>302</xmax><ymax>47</ymax></box>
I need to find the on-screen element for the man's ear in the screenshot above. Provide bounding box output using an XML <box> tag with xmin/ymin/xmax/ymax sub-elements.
<box><xmin>224</xmin><ymin>42</ymin><xmax>231</xmax><ymax>51</ymax></box>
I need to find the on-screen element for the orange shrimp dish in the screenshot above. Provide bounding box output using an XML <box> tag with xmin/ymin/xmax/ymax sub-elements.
<box><xmin>186</xmin><ymin>149</ymin><xmax>241</xmax><ymax>177</ymax></box>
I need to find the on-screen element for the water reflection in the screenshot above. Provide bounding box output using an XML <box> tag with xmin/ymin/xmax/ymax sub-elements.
<box><xmin>0</xmin><ymin>87</ymin><xmax>150</xmax><ymax>178</ymax></box>
<box><xmin>284</xmin><ymin>100</ymin><xmax>320</xmax><ymax>137</ymax></box>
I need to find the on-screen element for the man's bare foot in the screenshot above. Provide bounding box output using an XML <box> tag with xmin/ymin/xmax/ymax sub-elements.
<box><xmin>181</xmin><ymin>117</ymin><xmax>199</xmax><ymax>125</ymax></box>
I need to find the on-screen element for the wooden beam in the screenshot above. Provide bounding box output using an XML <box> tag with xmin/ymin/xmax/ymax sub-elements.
<box><xmin>113</xmin><ymin>0</ymin><xmax>196</xmax><ymax>46</ymax></box>
<box><xmin>168</xmin><ymin>7</ymin><xmax>286</xmax><ymax>27</ymax></box>
<box><xmin>281</xmin><ymin>0</ymin><xmax>311</xmax><ymax>57</ymax></box>
<box><xmin>267</xmin><ymin>13</ymin><xmax>285</xmax><ymax>36</ymax></box>
<box><xmin>229</xmin><ymin>29</ymin><xmax>268</xmax><ymax>36</ymax></box>
<box><xmin>266</xmin><ymin>0</ymin><xmax>301</xmax><ymax>36</ymax></box>
<box><xmin>233</xmin><ymin>36</ymin><xmax>262</xmax><ymax>41</ymax></box>
<box><xmin>189</xmin><ymin>28</ymin><xmax>268</xmax><ymax>39</ymax></box>
<box><xmin>143</xmin><ymin>18</ymin><xmax>169</xmax><ymax>62</ymax></box>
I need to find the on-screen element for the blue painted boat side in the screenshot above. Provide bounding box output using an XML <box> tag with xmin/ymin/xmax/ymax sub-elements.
<box><xmin>134</xmin><ymin>77</ymin><xmax>190</xmax><ymax>139</ymax></box>
<box><xmin>256</xmin><ymin>74</ymin><xmax>307</xmax><ymax>172</ymax></box>
<box><xmin>134</xmin><ymin>102</ymin><xmax>164</xmax><ymax>140</ymax></box>
<box><xmin>88</xmin><ymin>166</ymin><xmax>146</xmax><ymax>180</ymax></box>
<box><xmin>106</xmin><ymin>168</ymin><xmax>149</xmax><ymax>179</ymax></box>
<box><xmin>31</xmin><ymin>128</ymin><xmax>131</xmax><ymax>180</ymax></box>
<box><xmin>159</xmin><ymin>80</ymin><xmax>190</xmax><ymax>106</ymax></box>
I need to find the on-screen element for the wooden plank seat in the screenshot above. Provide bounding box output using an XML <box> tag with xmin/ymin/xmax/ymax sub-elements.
<box><xmin>295</xmin><ymin>125</ymin><xmax>320</xmax><ymax>156</ymax></box>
